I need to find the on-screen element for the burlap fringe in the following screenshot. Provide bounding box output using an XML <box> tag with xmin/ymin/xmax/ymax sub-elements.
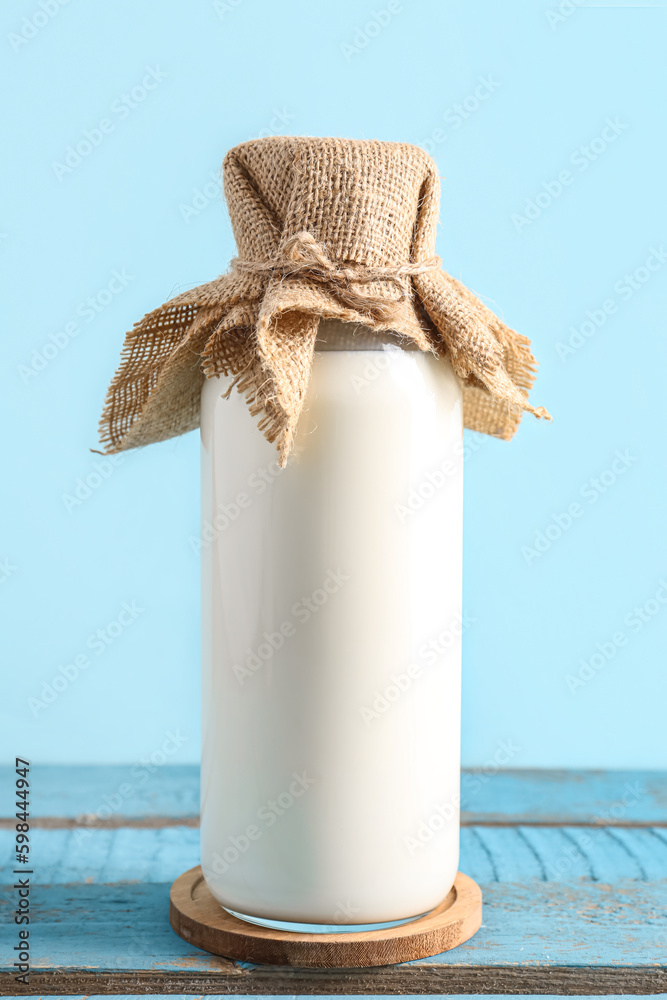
<box><xmin>98</xmin><ymin>137</ymin><xmax>550</xmax><ymax>465</ymax></box>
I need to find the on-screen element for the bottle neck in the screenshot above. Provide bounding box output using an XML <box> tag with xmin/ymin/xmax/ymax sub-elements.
<box><xmin>315</xmin><ymin>318</ymin><xmax>419</xmax><ymax>352</ymax></box>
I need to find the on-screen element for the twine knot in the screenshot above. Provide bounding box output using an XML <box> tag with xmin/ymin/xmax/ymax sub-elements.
<box><xmin>231</xmin><ymin>230</ymin><xmax>442</xmax><ymax>322</ymax></box>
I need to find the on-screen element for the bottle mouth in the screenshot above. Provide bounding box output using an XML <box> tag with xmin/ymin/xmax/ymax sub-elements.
<box><xmin>315</xmin><ymin>319</ymin><xmax>419</xmax><ymax>352</ymax></box>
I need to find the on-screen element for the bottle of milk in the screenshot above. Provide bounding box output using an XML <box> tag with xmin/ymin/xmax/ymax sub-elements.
<box><xmin>200</xmin><ymin>319</ymin><xmax>463</xmax><ymax>931</ymax></box>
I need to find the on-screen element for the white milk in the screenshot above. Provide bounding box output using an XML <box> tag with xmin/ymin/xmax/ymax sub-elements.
<box><xmin>200</xmin><ymin>323</ymin><xmax>463</xmax><ymax>927</ymax></box>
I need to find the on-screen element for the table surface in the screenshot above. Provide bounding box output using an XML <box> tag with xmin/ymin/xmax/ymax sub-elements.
<box><xmin>0</xmin><ymin>766</ymin><xmax>665</xmax><ymax>996</ymax></box>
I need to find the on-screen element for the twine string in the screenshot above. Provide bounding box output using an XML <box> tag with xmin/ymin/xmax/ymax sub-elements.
<box><xmin>231</xmin><ymin>230</ymin><xmax>442</xmax><ymax>322</ymax></box>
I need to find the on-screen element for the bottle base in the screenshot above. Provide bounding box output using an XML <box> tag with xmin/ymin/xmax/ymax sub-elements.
<box><xmin>223</xmin><ymin>906</ymin><xmax>428</xmax><ymax>935</ymax></box>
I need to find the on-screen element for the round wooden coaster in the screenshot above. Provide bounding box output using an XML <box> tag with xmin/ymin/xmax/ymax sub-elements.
<box><xmin>169</xmin><ymin>866</ymin><xmax>482</xmax><ymax>968</ymax></box>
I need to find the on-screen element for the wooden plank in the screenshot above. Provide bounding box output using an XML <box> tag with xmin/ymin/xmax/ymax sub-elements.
<box><xmin>2</xmin><ymin>996</ymin><xmax>665</xmax><ymax>1000</ymax></box>
<box><xmin>1</xmin><ymin>767</ymin><xmax>665</xmax><ymax>825</ymax></box>
<box><xmin>0</xmin><ymin>765</ymin><xmax>200</xmax><ymax>821</ymax></box>
<box><xmin>3</xmin><ymin>966</ymin><xmax>667</xmax><ymax>995</ymax></box>
<box><xmin>460</xmin><ymin>770</ymin><xmax>667</xmax><ymax>826</ymax></box>
<box><xmin>1</xmin><ymin>880</ymin><xmax>665</xmax><ymax>977</ymax></box>
<box><xmin>3</xmin><ymin>826</ymin><xmax>667</xmax><ymax>886</ymax></box>
<box><xmin>0</xmin><ymin>827</ymin><xmax>202</xmax><ymax>884</ymax></box>
<box><xmin>0</xmin><ymin>816</ymin><xmax>200</xmax><ymax>830</ymax></box>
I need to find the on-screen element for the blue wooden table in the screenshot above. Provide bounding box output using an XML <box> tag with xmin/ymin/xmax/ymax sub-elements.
<box><xmin>0</xmin><ymin>767</ymin><xmax>665</xmax><ymax>994</ymax></box>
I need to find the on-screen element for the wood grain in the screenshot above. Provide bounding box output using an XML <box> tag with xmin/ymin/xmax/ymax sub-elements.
<box><xmin>3</xmin><ymin>992</ymin><xmax>666</xmax><ymax>1000</ymax></box>
<box><xmin>3</xmin><ymin>825</ymin><xmax>667</xmax><ymax>885</ymax></box>
<box><xmin>3</xmin><ymin>966</ymin><xmax>667</xmax><ymax>995</ymax></box>
<box><xmin>2</xmin><ymin>878</ymin><xmax>664</xmax><ymax>974</ymax></box>
<box><xmin>1</xmin><ymin>766</ymin><xmax>664</xmax><ymax>825</ymax></box>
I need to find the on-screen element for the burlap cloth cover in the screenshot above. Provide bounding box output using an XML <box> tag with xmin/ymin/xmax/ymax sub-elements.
<box><xmin>99</xmin><ymin>136</ymin><xmax>550</xmax><ymax>465</ymax></box>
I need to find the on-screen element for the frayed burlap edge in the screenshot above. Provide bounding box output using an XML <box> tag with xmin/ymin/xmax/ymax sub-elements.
<box><xmin>98</xmin><ymin>137</ymin><xmax>550</xmax><ymax>465</ymax></box>
<box><xmin>98</xmin><ymin>273</ymin><xmax>548</xmax><ymax>466</ymax></box>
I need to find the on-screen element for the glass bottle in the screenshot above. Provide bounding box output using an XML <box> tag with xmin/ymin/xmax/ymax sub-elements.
<box><xmin>200</xmin><ymin>319</ymin><xmax>463</xmax><ymax>931</ymax></box>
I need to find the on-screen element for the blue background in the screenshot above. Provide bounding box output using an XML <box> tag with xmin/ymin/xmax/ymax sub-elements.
<box><xmin>2</xmin><ymin>0</ymin><xmax>665</xmax><ymax>767</ymax></box>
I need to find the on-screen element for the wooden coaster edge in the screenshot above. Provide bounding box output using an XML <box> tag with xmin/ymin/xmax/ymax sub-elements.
<box><xmin>170</xmin><ymin>866</ymin><xmax>482</xmax><ymax>968</ymax></box>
